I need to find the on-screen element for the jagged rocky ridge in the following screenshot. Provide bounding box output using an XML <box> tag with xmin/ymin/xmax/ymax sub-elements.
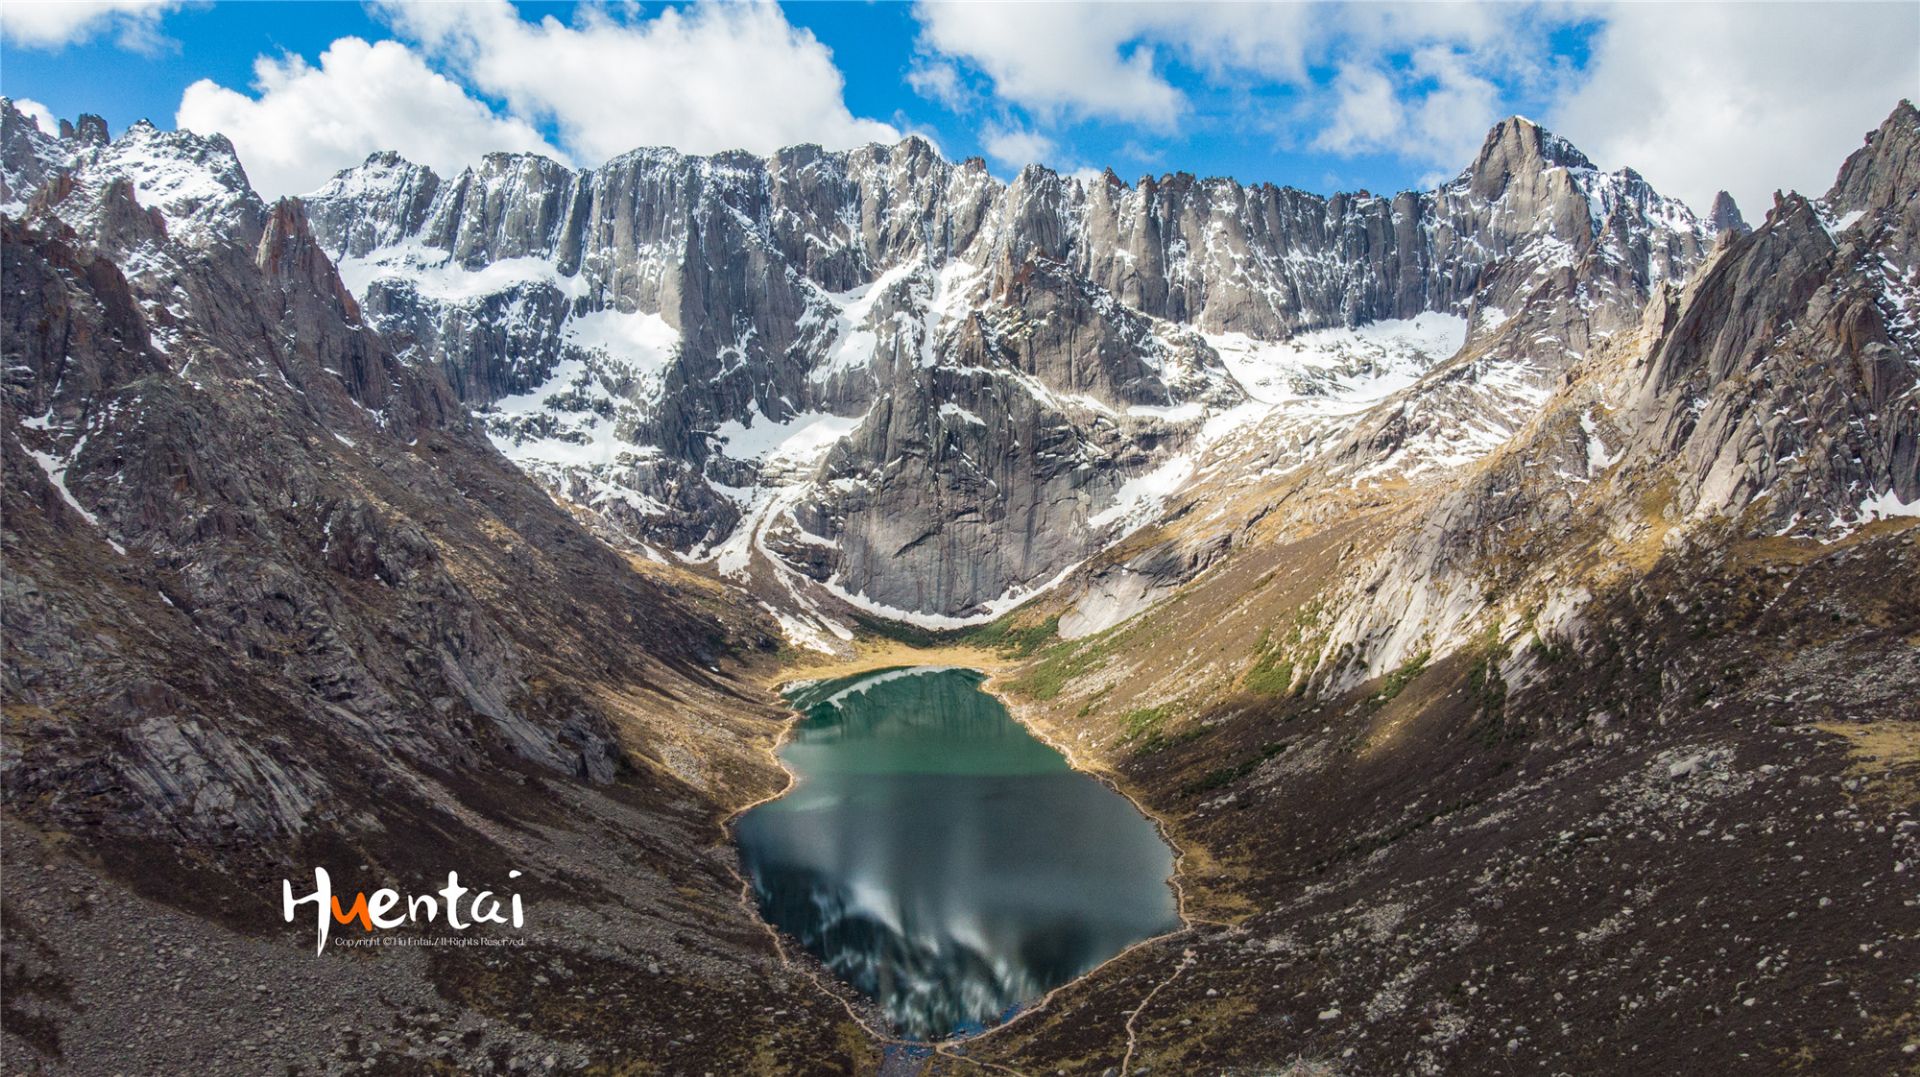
<box><xmin>3</xmin><ymin>107</ymin><xmax>668</xmax><ymax>836</ymax></box>
<box><xmin>267</xmin><ymin>113</ymin><xmax>1722</xmax><ymax>627</ymax></box>
<box><xmin>1018</xmin><ymin>104</ymin><xmax>1920</xmax><ymax>700</ymax></box>
<box><xmin>1300</xmin><ymin>102</ymin><xmax>1920</xmax><ymax>692</ymax></box>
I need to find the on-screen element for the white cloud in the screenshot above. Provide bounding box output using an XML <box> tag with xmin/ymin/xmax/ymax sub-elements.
<box><xmin>1552</xmin><ymin>2</ymin><xmax>1920</xmax><ymax>215</ymax></box>
<box><xmin>913</xmin><ymin>1</ymin><xmax>1577</xmax><ymax>173</ymax></box>
<box><xmin>376</xmin><ymin>0</ymin><xmax>898</xmax><ymax>162</ymax></box>
<box><xmin>176</xmin><ymin>36</ymin><xmax>560</xmax><ymax>198</ymax></box>
<box><xmin>1315</xmin><ymin>46</ymin><xmax>1504</xmax><ymax>173</ymax></box>
<box><xmin>914</xmin><ymin>0</ymin><xmax>1916</xmax><ymax>210</ymax></box>
<box><xmin>1315</xmin><ymin>64</ymin><xmax>1404</xmax><ymax>156</ymax></box>
<box><xmin>1404</xmin><ymin>46</ymin><xmax>1504</xmax><ymax>166</ymax></box>
<box><xmin>910</xmin><ymin>2</ymin><xmax>1324</xmax><ymax>128</ymax></box>
<box><xmin>0</xmin><ymin>0</ymin><xmax>183</xmax><ymax>51</ymax></box>
<box><xmin>913</xmin><ymin>4</ymin><xmax>1190</xmax><ymax>127</ymax></box>
<box><xmin>979</xmin><ymin>123</ymin><xmax>1057</xmax><ymax>170</ymax></box>
<box><xmin>13</xmin><ymin>98</ymin><xmax>58</xmax><ymax>135</ymax></box>
<box><xmin>906</xmin><ymin>58</ymin><xmax>973</xmax><ymax>112</ymax></box>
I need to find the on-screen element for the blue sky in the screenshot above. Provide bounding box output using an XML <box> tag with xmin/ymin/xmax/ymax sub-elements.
<box><xmin>2</xmin><ymin>2</ymin><xmax>1915</xmax><ymax>215</ymax></box>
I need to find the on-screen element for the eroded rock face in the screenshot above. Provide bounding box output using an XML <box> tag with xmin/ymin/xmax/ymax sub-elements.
<box><xmin>1</xmin><ymin>110</ymin><xmax>884</xmax><ymax>1065</ymax></box>
<box><xmin>276</xmin><ymin>110</ymin><xmax>1718</xmax><ymax>621</ymax></box>
<box><xmin>0</xmin><ymin>104</ymin><xmax>764</xmax><ymax>851</ymax></box>
<box><xmin>1285</xmin><ymin>103</ymin><xmax>1920</xmax><ymax>692</ymax></box>
<box><xmin>1632</xmin><ymin>104</ymin><xmax>1920</xmax><ymax>531</ymax></box>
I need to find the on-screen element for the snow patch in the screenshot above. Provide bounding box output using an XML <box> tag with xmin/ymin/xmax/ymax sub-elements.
<box><xmin>938</xmin><ymin>402</ymin><xmax>986</xmax><ymax>426</ymax></box>
<box><xmin>1858</xmin><ymin>488</ymin><xmax>1920</xmax><ymax>521</ymax></box>
<box><xmin>1090</xmin><ymin>453</ymin><xmax>1195</xmax><ymax>530</ymax></box>
<box><xmin>1581</xmin><ymin>409</ymin><xmax>1621</xmax><ymax>475</ymax></box>
<box><xmin>564</xmin><ymin>308</ymin><xmax>679</xmax><ymax>375</ymax></box>
<box><xmin>760</xmin><ymin>602</ymin><xmax>852</xmax><ymax>655</ymax></box>
<box><xmin>1204</xmin><ymin>313</ymin><xmax>1468</xmax><ymax>408</ymax></box>
<box><xmin>335</xmin><ymin>244</ymin><xmax>588</xmax><ymax>306</ymax></box>
<box><xmin>809</xmin><ymin>262</ymin><xmax>918</xmax><ymax>381</ymax></box>
<box><xmin>28</xmin><ymin>446</ymin><xmax>125</xmax><ymax>554</ymax></box>
<box><xmin>1126</xmin><ymin>401</ymin><xmax>1206</xmax><ymax>422</ymax></box>
<box><xmin>712</xmin><ymin>407</ymin><xmax>864</xmax><ymax>469</ymax></box>
<box><xmin>821</xmin><ymin>558</ymin><xmax>1088</xmax><ymax>630</ymax></box>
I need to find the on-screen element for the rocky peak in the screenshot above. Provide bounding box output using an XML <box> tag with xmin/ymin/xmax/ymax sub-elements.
<box><xmin>362</xmin><ymin>149</ymin><xmax>410</xmax><ymax>170</ymax></box>
<box><xmin>66</xmin><ymin>113</ymin><xmax>111</xmax><ymax>146</ymax></box>
<box><xmin>1</xmin><ymin>98</ymin><xmax>61</xmax><ymax>210</ymax></box>
<box><xmin>0</xmin><ymin>97</ymin><xmax>43</xmax><ymax>135</ymax></box>
<box><xmin>1708</xmin><ymin>190</ymin><xmax>1749</xmax><ymax>235</ymax></box>
<box><xmin>304</xmin><ymin>151</ymin><xmax>442</xmax><ymax>259</ymax></box>
<box><xmin>1825</xmin><ymin>99</ymin><xmax>1920</xmax><ymax>223</ymax></box>
<box><xmin>74</xmin><ymin>121</ymin><xmax>263</xmax><ymax>250</ymax></box>
<box><xmin>1641</xmin><ymin>191</ymin><xmax>1836</xmax><ymax>400</ymax></box>
<box><xmin>1460</xmin><ymin>115</ymin><xmax>1596</xmax><ymax>199</ymax></box>
<box><xmin>312</xmin><ymin>150</ymin><xmax>441</xmax><ymax>199</ymax></box>
<box><xmin>256</xmin><ymin>196</ymin><xmax>362</xmax><ymax>322</ymax></box>
<box><xmin>94</xmin><ymin>175</ymin><xmax>170</xmax><ymax>247</ymax></box>
<box><xmin>881</xmin><ymin>133</ymin><xmax>944</xmax><ymax>175</ymax></box>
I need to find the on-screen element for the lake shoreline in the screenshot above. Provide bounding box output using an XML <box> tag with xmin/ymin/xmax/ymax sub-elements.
<box><xmin>725</xmin><ymin>660</ymin><xmax>1207</xmax><ymax>1055</ymax></box>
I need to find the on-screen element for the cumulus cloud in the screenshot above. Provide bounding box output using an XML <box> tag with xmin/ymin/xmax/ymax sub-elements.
<box><xmin>911</xmin><ymin>2</ymin><xmax>1320</xmax><ymax>128</ymax></box>
<box><xmin>1551</xmin><ymin>2</ymin><xmax>1920</xmax><ymax>215</ymax></box>
<box><xmin>979</xmin><ymin>123</ymin><xmax>1057</xmax><ymax>170</ymax></box>
<box><xmin>0</xmin><ymin>0</ymin><xmax>183</xmax><ymax>51</ymax></box>
<box><xmin>906</xmin><ymin>58</ymin><xmax>973</xmax><ymax>112</ymax></box>
<box><xmin>1316</xmin><ymin>45</ymin><xmax>1509</xmax><ymax>179</ymax></box>
<box><xmin>1404</xmin><ymin>46</ymin><xmax>1504</xmax><ymax>165</ymax></box>
<box><xmin>913</xmin><ymin>1</ymin><xmax>1576</xmax><ymax>175</ymax></box>
<box><xmin>913</xmin><ymin>4</ymin><xmax>1183</xmax><ymax>127</ymax></box>
<box><xmin>376</xmin><ymin>0</ymin><xmax>898</xmax><ymax>162</ymax></box>
<box><xmin>12</xmin><ymin>98</ymin><xmax>59</xmax><ymax>135</ymax></box>
<box><xmin>1315</xmin><ymin>64</ymin><xmax>1404</xmax><ymax>157</ymax></box>
<box><xmin>177</xmin><ymin>36</ymin><xmax>560</xmax><ymax>198</ymax></box>
<box><xmin>915</xmin><ymin>0</ymin><xmax>1916</xmax><ymax>208</ymax></box>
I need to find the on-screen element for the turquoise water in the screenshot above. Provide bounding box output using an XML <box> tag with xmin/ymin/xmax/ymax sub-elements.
<box><xmin>734</xmin><ymin>666</ymin><xmax>1180</xmax><ymax>1041</ymax></box>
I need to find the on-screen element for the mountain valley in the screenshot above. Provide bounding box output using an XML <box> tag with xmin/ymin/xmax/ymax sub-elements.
<box><xmin>2</xmin><ymin>95</ymin><xmax>1916</xmax><ymax>1075</ymax></box>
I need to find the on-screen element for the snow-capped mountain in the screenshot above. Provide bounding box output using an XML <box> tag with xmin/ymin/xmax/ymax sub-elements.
<box><xmin>276</xmin><ymin>112</ymin><xmax>1721</xmax><ymax>637</ymax></box>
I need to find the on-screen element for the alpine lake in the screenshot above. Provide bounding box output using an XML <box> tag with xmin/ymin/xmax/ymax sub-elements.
<box><xmin>734</xmin><ymin>666</ymin><xmax>1181</xmax><ymax>1041</ymax></box>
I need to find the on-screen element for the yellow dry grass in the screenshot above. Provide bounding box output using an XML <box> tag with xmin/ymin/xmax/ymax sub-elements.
<box><xmin>1818</xmin><ymin>720</ymin><xmax>1920</xmax><ymax>808</ymax></box>
<box><xmin>767</xmin><ymin>641</ymin><xmax>1017</xmax><ymax>690</ymax></box>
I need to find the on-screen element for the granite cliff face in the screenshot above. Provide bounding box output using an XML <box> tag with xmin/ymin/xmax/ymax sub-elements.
<box><xmin>1300</xmin><ymin>101</ymin><xmax>1920</xmax><ymax>692</ymax></box>
<box><xmin>280</xmin><ymin>112</ymin><xmax>1718</xmax><ymax>627</ymax></box>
